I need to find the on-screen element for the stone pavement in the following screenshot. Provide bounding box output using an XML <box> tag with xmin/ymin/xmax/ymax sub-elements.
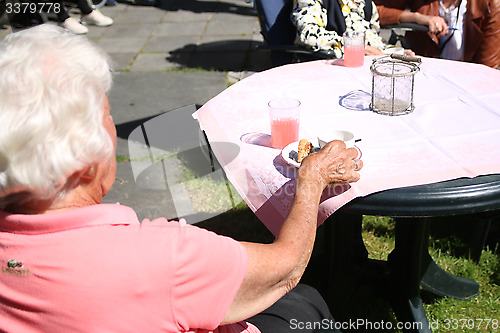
<box><xmin>90</xmin><ymin>0</ymin><xmax>270</xmax><ymax>74</ymax></box>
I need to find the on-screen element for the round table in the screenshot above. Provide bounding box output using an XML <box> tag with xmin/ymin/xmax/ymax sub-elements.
<box><xmin>343</xmin><ymin>174</ymin><xmax>500</xmax><ymax>217</ymax></box>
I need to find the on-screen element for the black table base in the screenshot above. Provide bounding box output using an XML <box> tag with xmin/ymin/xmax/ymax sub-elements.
<box><xmin>323</xmin><ymin>213</ymin><xmax>482</xmax><ymax>333</ymax></box>
<box><xmin>319</xmin><ymin>175</ymin><xmax>500</xmax><ymax>332</ymax></box>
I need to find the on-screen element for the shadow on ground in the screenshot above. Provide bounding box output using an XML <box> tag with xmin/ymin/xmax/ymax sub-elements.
<box><xmin>156</xmin><ymin>0</ymin><xmax>257</xmax><ymax>16</ymax></box>
<box><xmin>167</xmin><ymin>40</ymin><xmax>272</xmax><ymax>72</ymax></box>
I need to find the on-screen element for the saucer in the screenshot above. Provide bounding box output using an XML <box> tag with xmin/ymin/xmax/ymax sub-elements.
<box><xmin>281</xmin><ymin>138</ymin><xmax>319</xmax><ymax>168</ymax></box>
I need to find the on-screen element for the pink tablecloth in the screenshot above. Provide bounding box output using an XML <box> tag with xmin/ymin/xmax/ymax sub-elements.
<box><xmin>194</xmin><ymin>57</ymin><xmax>500</xmax><ymax>235</ymax></box>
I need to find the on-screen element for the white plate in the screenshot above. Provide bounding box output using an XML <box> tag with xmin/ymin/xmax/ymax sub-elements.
<box><xmin>281</xmin><ymin>138</ymin><xmax>319</xmax><ymax>168</ymax></box>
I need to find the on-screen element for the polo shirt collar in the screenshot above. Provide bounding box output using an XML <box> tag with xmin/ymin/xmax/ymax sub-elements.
<box><xmin>0</xmin><ymin>204</ymin><xmax>139</xmax><ymax>235</ymax></box>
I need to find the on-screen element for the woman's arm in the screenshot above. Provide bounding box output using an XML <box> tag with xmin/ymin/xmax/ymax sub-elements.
<box><xmin>366</xmin><ymin>2</ymin><xmax>415</xmax><ymax>54</ymax></box>
<box><xmin>375</xmin><ymin>3</ymin><xmax>405</xmax><ymax>25</ymax></box>
<box><xmin>222</xmin><ymin>141</ymin><xmax>362</xmax><ymax>323</ymax></box>
<box><xmin>399</xmin><ymin>11</ymin><xmax>448</xmax><ymax>37</ymax></box>
<box><xmin>373</xmin><ymin>0</ymin><xmax>410</xmax><ymax>24</ymax></box>
<box><xmin>374</xmin><ymin>0</ymin><xmax>448</xmax><ymax>39</ymax></box>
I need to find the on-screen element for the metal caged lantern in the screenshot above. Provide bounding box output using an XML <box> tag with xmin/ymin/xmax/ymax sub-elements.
<box><xmin>370</xmin><ymin>54</ymin><xmax>421</xmax><ymax>116</ymax></box>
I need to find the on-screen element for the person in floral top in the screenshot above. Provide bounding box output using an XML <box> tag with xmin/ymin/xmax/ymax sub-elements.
<box><xmin>291</xmin><ymin>0</ymin><xmax>414</xmax><ymax>58</ymax></box>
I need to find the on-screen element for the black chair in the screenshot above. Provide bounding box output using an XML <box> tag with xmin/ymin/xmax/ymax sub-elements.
<box><xmin>380</xmin><ymin>22</ymin><xmax>430</xmax><ymax>49</ymax></box>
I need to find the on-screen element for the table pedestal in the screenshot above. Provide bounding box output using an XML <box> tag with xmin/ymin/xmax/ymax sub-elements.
<box><xmin>324</xmin><ymin>213</ymin><xmax>479</xmax><ymax>333</ymax></box>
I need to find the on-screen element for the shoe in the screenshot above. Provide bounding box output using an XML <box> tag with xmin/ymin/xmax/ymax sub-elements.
<box><xmin>81</xmin><ymin>10</ymin><xmax>114</xmax><ymax>27</ymax></box>
<box><xmin>106</xmin><ymin>0</ymin><xmax>117</xmax><ymax>5</ymax></box>
<box><xmin>60</xmin><ymin>17</ymin><xmax>89</xmax><ymax>34</ymax></box>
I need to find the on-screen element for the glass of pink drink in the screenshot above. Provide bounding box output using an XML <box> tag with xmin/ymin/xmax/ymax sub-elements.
<box><xmin>268</xmin><ymin>98</ymin><xmax>301</xmax><ymax>149</ymax></box>
<box><xmin>343</xmin><ymin>31</ymin><xmax>365</xmax><ymax>67</ymax></box>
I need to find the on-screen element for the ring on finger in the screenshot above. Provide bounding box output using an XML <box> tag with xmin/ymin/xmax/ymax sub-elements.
<box><xmin>353</xmin><ymin>158</ymin><xmax>361</xmax><ymax>171</ymax></box>
<box><xmin>336</xmin><ymin>163</ymin><xmax>346</xmax><ymax>174</ymax></box>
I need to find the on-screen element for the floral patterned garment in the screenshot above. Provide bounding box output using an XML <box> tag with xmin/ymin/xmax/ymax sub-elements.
<box><xmin>291</xmin><ymin>0</ymin><xmax>387</xmax><ymax>58</ymax></box>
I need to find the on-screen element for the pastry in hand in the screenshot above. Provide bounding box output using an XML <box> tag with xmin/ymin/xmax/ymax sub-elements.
<box><xmin>297</xmin><ymin>139</ymin><xmax>313</xmax><ymax>163</ymax></box>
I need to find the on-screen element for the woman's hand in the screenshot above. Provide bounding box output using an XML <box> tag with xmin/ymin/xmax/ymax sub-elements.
<box><xmin>298</xmin><ymin>140</ymin><xmax>362</xmax><ymax>190</ymax></box>
<box><xmin>399</xmin><ymin>12</ymin><xmax>449</xmax><ymax>44</ymax></box>
<box><xmin>422</xmin><ymin>15</ymin><xmax>449</xmax><ymax>36</ymax></box>
<box><xmin>418</xmin><ymin>14</ymin><xmax>449</xmax><ymax>43</ymax></box>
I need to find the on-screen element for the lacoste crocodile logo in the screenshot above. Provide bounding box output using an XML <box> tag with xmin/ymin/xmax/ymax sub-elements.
<box><xmin>7</xmin><ymin>259</ymin><xmax>23</xmax><ymax>268</ymax></box>
<box><xmin>2</xmin><ymin>259</ymin><xmax>30</xmax><ymax>276</ymax></box>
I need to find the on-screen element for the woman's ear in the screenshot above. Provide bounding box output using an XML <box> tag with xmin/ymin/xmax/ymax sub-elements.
<box><xmin>80</xmin><ymin>165</ymin><xmax>97</xmax><ymax>181</ymax></box>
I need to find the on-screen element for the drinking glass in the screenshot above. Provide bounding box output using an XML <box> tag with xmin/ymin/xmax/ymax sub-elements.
<box><xmin>343</xmin><ymin>31</ymin><xmax>365</xmax><ymax>67</ymax></box>
<box><xmin>268</xmin><ymin>98</ymin><xmax>301</xmax><ymax>149</ymax></box>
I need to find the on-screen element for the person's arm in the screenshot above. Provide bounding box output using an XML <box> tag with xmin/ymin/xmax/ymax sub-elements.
<box><xmin>399</xmin><ymin>11</ymin><xmax>449</xmax><ymax>38</ymax></box>
<box><xmin>369</xmin><ymin>3</ymin><xmax>416</xmax><ymax>55</ymax></box>
<box><xmin>291</xmin><ymin>0</ymin><xmax>344</xmax><ymax>57</ymax></box>
<box><xmin>375</xmin><ymin>0</ymin><xmax>448</xmax><ymax>41</ymax></box>
<box><xmin>376</xmin><ymin>4</ymin><xmax>405</xmax><ymax>25</ymax></box>
<box><xmin>222</xmin><ymin>141</ymin><xmax>362</xmax><ymax>323</ymax></box>
<box><xmin>373</xmin><ymin>0</ymin><xmax>412</xmax><ymax>25</ymax></box>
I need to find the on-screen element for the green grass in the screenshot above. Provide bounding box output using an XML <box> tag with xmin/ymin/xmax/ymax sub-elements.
<box><xmin>116</xmin><ymin>155</ymin><xmax>131</xmax><ymax>163</ymax></box>
<box><xmin>165</xmin><ymin>67</ymin><xmax>210</xmax><ymax>73</ymax></box>
<box><xmin>422</xmin><ymin>219</ymin><xmax>500</xmax><ymax>333</ymax></box>
<box><xmin>178</xmin><ymin>164</ymin><xmax>244</xmax><ymax>215</ymax></box>
<box><xmin>329</xmin><ymin>215</ymin><xmax>500</xmax><ymax>332</ymax></box>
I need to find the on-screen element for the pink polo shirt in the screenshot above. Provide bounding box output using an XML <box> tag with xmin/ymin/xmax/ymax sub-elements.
<box><xmin>0</xmin><ymin>204</ymin><xmax>260</xmax><ymax>333</ymax></box>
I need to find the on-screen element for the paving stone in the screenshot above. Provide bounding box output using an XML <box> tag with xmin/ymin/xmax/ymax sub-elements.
<box><xmin>155</xmin><ymin>21</ymin><xmax>207</xmax><ymax>37</ymax></box>
<box><xmin>99</xmin><ymin>3</ymin><xmax>130</xmax><ymax>17</ymax></box>
<box><xmin>100</xmin><ymin>22</ymin><xmax>158</xmax><ymax>38</ymax></box>
<box><xmin>107</xmin><ymin>71</ymin><xmax>228</xmax><ymax>124</ymax></box>
<box><xmin>162</xmin><ymin>9</ymin><xmax>213</xmax><ymax>22</ymax></box>
<box><xmin>86</xmin><ymin>26</ymin><xmax>108</xmax><ymax>38</ymax></box>
<box><xmin>112</xmin><ymin>6</ymin><xmax>166</xmax><ymax>23</ymax></box>
<box><xmin>204</xmin><ymin>16</ymin><xmax>256</xmax><ymax>36</ymax></box>
<box><xmin>143</xmin><ymin>35</ymin><xmax>198</xmax><ymax>53</ymax></box>
<box><xmin>110</xmin><ymin>52</ymin><xmax>137</xmax><ymax>71</ymax></box>
<box><xmin>96</xmin><ymin>37</ymin><xmax>146</xmax><ymax>53</ymax></box>
<box><xmin>130</xmin><ymin>52</ymin><xmax>182</xmax><ymax>71</ymax></box>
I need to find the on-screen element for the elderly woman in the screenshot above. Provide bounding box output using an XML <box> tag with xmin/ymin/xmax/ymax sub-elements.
<box><xmin>0</xmin><ymin>24</ymin><xmax>362</xmax><ymax>332</ymax></box>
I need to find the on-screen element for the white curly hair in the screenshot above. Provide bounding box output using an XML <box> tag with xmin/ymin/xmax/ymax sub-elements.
<box><xmin>0</xmin><ymin>24</ymin><xmax>114</xmax><ymax>210</ymax></box>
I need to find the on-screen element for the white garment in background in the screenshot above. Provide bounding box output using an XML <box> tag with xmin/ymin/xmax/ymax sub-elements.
<box><xmin>439</xmin><ymin>0</ymin><xmax>467</xmax><ymax>60</ymax></box>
